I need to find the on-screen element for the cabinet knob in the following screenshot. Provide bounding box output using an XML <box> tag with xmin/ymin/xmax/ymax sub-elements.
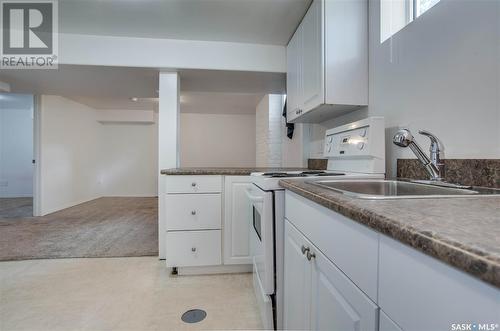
<box><xmin>191</xmin><ymin>182</ymin><xmax>197</xmax><ymax>187</ymax></box>
<box><xmin>191</xmin><ymin>247</ymin><xmax>197</xmax><ymax>252</ymax></box>
<box><xmin>301</xmin><ymin>245</ymin><xmax>310</xmax><ymax>255</ymax></box>
<box><xmin>191</xmin><ymin>210</ymin><xmax>196</xmax><ymax>215</ymax></box>
<box><xmin>306</xmin><ymin>251</ymin><xmax>316</xmax><ymax>261</ymax></box>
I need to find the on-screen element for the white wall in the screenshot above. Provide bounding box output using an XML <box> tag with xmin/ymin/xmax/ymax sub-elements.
<box><xmin>179</xmin><ymin>113</ymin><xmax>256</xmax><ymax>167</ymax></box>
<box><xmin>0</xmin><ymin>94</ymin><xmax>33</xmax><ymax>198</ymax></box>
<box><xmin>99</xmin><ymin>121</ymin><xmax>158</xmax><ymax>197</ymax></box>
<box><xmin>39</xmin><ymin>95</ymin><xmax>158</xmax><ymax>215</ymax></box>
<box><xmin>309</xmin><ymin>0</ymin><xmax>500</xmax><ymax>176</ymax></box>
<box><xmin>40</xmin><ymin>95</ymin><xmax>101</xmax><ymax>214</ymax></box>
<box><xmin>282</xmin><ymin>122</ymin><xmax>309</xmax><ymax>168</ymax></box>
<box><xmin>256</xmin><ymin>95</ymin><xmax>283</xmax><ymax>167</ymax></box>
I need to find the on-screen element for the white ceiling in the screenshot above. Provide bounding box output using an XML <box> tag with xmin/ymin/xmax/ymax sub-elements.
<box><xmin>0</xmin><ymin>65</ymin><xmax>283</xmax><ymax>112</ymax></box>
<box><xmin>59</xmin><ymin>0</ymin><xmax>311</xmax><ymax>46</ymax></box>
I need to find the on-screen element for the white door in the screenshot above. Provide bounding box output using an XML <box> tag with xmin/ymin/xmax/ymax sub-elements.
<box><xmin>301</xmin><ymin>0</ymin><xmax>324</xmax><ymax>113</ymax></box>
<box><xmin>286</xmin><ymin>25</ymin><xmax>302</xmax><ymax>122</ymax></box>
<box><xmin>223</xmin><ymin>176</ymin><xmax>253</xmax><ymax>265</ymax></box>
<box><xmin>283</xmin><ymin>219</ymin><xmax>312</xmax><ymax>331</ymax></box>
<box><xmin>310</xmin><ymin>243</ymin><xmax>379</xmax><ymax>331</ymax></box>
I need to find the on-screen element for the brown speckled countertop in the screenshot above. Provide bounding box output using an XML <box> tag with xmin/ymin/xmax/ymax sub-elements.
<box><xmin>279</xmin><ymin>178</ymin><xmax>500</xmax><ymax>288</ymax></box>
<box><xmin>161</xmin><ymin>167</ymin><xmax>309</xmax><ymax>176</ymax></box>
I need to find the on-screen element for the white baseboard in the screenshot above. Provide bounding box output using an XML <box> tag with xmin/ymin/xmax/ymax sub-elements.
<box><xmin>0</xmin><ymin>194</ymin><xmax>33</xmax><ymax>198</ymax></box>
<box><xmin>101</xmin><ymin>194</ymin><xmax>158</xmax><ymax>198</ymax></box>
<box><xmin>40</xmin><ymin>195</ymin><xmax>158</xmax><ymax>216</ymax></box>
<box><xmin>41</xmin><ymin>196</ymin><xmax>101</xmax><ymax>216</ymax></box>
<box><xmin>175</xmin><ymin>264</ymin><xmax>252</xmax><ymax>276</ymax></box>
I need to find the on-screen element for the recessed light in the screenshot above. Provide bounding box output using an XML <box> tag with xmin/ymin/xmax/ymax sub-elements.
<box><xmin>129</xmin><ymin>97</ymin><xmax>159</xmax><ymax>103</ymax></box>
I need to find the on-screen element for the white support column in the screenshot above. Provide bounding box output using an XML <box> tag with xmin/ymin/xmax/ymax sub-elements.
<box><xmin>158</xmin><ymin>72</ymin><xmax>180</xmax><ymax>259</ymax></box>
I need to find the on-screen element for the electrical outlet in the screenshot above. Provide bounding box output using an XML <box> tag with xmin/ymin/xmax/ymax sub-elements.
<box><xmin>0</xmin><ymin>180</ymin><xmax>8</xmax><ymax>187</ymax></box>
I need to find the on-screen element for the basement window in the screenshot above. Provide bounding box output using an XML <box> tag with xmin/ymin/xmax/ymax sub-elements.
<box><xmin>380</xmin><ymin>0</ymin><xmax>441</xmax><ymax>43</ymax></box>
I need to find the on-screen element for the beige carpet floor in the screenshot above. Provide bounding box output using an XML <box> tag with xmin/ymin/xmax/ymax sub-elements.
<box><xmin>0</xmin><ymin>197</ymin><xmax>33</xmax><ymax>218</ymax></box>
<box><xmin>0</xmin><ymin>197</ymin><xmax>158</xmax><ymax>261</ymax></box>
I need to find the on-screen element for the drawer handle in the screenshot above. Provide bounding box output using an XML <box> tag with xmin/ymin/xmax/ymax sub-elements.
<box><xmin>191</xmin><ymin>247</ymin><xmax>197</xmax><ymax>252</ymax></box>
<box><xmin>306</xmin><ymin>251</ymin><xmax>316</xmax><ymax>261</ymax></box>
<box><xmin>191</xmin><ymin>210</ymin><xmax>196</xmax><ymax>215</ymax></box>
<box><xmin>301</xmin><ymin>245</ymin><xmax>310</xmax><ymax>255</ymax></box>
<box><xmin>191</xmin><ymin>182</ymin><xmax>197</xmax><ymax>187</ymax></box>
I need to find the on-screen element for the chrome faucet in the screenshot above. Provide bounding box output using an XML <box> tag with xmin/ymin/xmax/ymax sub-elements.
<box><xmin>393</xmin><ymin>129</ymin><xmax>444</xmax><ymax>181</ymax></box>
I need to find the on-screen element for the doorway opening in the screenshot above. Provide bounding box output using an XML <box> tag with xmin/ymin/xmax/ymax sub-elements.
<box><xmin>0</xmin><ymin>93</ymin><xmax>35</xmax><ymax>218</ymax></box>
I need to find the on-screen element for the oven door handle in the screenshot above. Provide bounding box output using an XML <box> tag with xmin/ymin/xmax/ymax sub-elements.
<box><xmin>246</xmin><ymin>189</ymin><xmax>264</xmax><ymax>203</ymax></box>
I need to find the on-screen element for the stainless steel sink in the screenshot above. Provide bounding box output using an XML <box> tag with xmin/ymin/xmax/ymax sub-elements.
<box><xmin>310</xmin><ymin>179</ymin><xmax>500</xmax><ymax>199</ymax></box>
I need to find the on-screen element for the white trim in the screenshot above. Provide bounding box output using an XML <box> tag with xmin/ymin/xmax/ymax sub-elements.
<box><xmin>33</xmin><ymin>95</ymin><xmax>42</xmax><ymax>217</ymax></box>
<box><xmin>176</xmin><ymin>264</ymin><xmax>252</xmax><ymax>276</ymax></box>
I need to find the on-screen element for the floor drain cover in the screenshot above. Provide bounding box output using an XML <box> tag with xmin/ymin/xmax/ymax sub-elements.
<box><xmin>181</xmin><ymin>309</ymin><xmax>207</xmax><ymax>323</ymax></box>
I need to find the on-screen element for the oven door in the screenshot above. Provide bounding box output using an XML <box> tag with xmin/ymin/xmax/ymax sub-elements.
<box><xmin>247</xmin><ymin>184</ymin><xmax>274</xmax><ymax>295</ymax></box>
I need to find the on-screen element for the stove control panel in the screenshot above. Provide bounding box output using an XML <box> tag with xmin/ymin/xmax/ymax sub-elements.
<box><xmin>323</xmin><ymin>117</ymin><xmax>385</xmax><ymax>174</ymax></box>
<box><xmin>325</xmin><ymin>126</ymin><xmax>370</xmax><ymax>156</ymax></box>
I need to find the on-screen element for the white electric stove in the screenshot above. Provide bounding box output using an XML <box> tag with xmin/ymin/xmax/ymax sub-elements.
<box><xmin>247</xmin><ymin>117</ymin><xmax>386</xmax><ymax>330</ymax></box>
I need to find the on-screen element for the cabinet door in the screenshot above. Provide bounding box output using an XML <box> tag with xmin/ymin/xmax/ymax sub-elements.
<box><xmin>223</xmin><ymin>176</ymin><xmax>253</xmax><ymax>265</ymax></box>
<box><xmin>286</xmin><ymin>25</ymin><xmax>302</xmax><ymax>122</ymax></box>
<box><xmin>379</xmin><ymin>235</ymin><xmax>500</xmax><ymax>331</ymax></box>
<box><xmin>310</xmin><ymin>242</ymin><xmax>378</xmax><ymax>331</ymax></box>
<box><xmin>283</xmin><ymin>219</ymin><xmax>312</xmax><ymax>330</ymax></box>
<box><xmin>301</xmin><ymin>0</ymin><xmax>324</xmax><ymax>113</ymax></box>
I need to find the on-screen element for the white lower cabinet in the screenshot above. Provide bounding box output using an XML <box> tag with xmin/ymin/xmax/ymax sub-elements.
<box><xmin>166</xmin><ymin>230</ymin><xmax>221</xmax><ymax>267</ymax></box>
<box><xmin>165</xmin><ymin>175</ymin><xmax>223</xmax><ymax>269</ymax></box>
<box><xmin>284</xmin><ymin>219</ymin><xmax>378</xmax><ymax>331</ymax></box>
<box><xmin>165</xmin><ymin>175</ymin><xmax>253</xmax><ymax>270</ymax></box>
<box><xmin>379</xmin><ymin>235</ymin><xmax>500</xmax><ymax>331</ymax></box>
<box><xmin>223</xmin><ymin>176</ymin><xmax>253</xmax><ymax>265</ymax></box>
<box><xmin>285</xmin><ymin>190</ymin><xmax>500</xmax><ymax>331</ymax></box>
<box><xmin>283</xmin><ymin>219</ymin><xmax>312</xmax><ymax>330</ymax></box>
<box><xmin>165</xmin><ymin>194</ymin><xmax>221</xmax><ymax>231</ymax></box>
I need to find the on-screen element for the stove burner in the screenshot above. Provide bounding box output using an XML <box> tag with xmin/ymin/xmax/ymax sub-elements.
<box><xmin>316</xmin><ymin>172</ymin><xmax>345</xmax><ymax>176</ymax></box>
<box><xmin>300</xmin><ymin>170</ymin><xmax>326</xmax><ymax>175</ymax></box>
<box><xmin>262</xmin><ymin>172</ymin><xmax>308</xmax><ymax>178</ymax></box>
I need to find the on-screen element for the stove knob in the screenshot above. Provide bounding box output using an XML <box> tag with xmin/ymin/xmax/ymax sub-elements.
<box><xmin>327</xmin><ymin>144</ymin><xmax>332</xmax><ymax>152</ymax></box>
<box><xmin>357</xmin><ymin>142</ymin><xmax>365</xmax><ymax>150</ymax></box>
<box><xmin>328</xmin><ymin>136</ymin><xmax>333</xmax><ymax>143</ymax></box>
<box><xmin>360</xmin><ymin>129</ymin><xmax>367</xmax><ymax>137</ymax></box>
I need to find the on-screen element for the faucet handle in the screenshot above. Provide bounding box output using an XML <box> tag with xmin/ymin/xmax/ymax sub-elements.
<box><xmin>418</xmin><ymin>130</ymin><xmax>441</xmax><ymax>151</ymax></box>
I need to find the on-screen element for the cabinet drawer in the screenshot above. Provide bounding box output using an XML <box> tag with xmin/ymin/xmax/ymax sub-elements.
<box><xmin>166</xmin><ymin>230</ymin><xmax>221</xmax><ymax>267</ymax></box>
<box><xmin>285</xmin><ymin>191</ymin><xmax>378</xmax><ymax>301</ymax></box>
<box><xmin>165</xmin><ymin>175</ymin><xmax>222</xmax><ymax>194</ymax></box>
<box><xmin>166</xmin><ymin>194</ymin><xmax>221</xmax><ymax>231</ymax></box>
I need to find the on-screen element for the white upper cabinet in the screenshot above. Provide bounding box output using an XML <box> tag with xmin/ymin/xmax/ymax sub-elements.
<box><xmin>286</xmin><ymin>27</ymin><xmax>302</xmax><ymax>122</ymax></box>
<box><xmin>286</xmin><ymin>0</ymin><xmax>368</xmax><ymax>123</ymax></box>
<box><xmin>301</xmin><ymin>0</ymin><xmax>324</xmax><ymax>113</ymax></box>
